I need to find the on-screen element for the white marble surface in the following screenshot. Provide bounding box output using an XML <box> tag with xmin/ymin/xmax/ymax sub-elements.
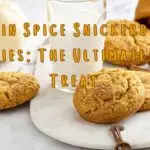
<box><xmin>0</xmin><ymin>103</ymin><xmax>82</xmax><ymax>150</ymax></box>
<box><xmin>30</xmin><ymin>51</ymin><xmax>150</xmax><ymax>150</ymax></box>
<box><xmin>30</xmin><ymin>60</ymin><xmax>150</xmax><ymax>149</ymax></box>
<box><xmin>0</xmin><ymin>63</ymin><xmax>83</xmax><ymax>150</ymax></box>
<box><xmin>0</xmin><ymin>0</ymin><xmax>150</xmax><ymax>150</ymax></box>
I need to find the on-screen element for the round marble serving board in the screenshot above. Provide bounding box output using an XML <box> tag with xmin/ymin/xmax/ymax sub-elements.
<box><xmin>30</xmin><ymin>50</ymin><xmax>150</xmax><ymax>149</ymax></box>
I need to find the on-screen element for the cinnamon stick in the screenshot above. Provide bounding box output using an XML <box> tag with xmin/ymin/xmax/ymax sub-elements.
<box><xmin>127</xmin><ymin>65</ymin><xmax>150</xmax><ymax>73</ymax></box>
<box><xmin>110</xmin><ymin>125</ymin><xmax>132</xmax><ymax>150</ymax></box>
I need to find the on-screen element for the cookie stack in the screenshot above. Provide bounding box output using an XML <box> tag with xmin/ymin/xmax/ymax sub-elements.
<box><xmin>73</xmin><ymin>69</ymin><xmax>150</xmax><ymax>124</ymax></box>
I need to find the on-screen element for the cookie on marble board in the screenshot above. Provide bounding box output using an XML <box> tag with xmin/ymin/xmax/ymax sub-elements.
<box><xmin>73</xmin><ymin>69</ymin><xmax>145</xmax><ymax>124</ymax></box>
<box><xmin>0</xmin><ymin>72</ymin><xmax>40</xmax><ymax>110</ymax></box>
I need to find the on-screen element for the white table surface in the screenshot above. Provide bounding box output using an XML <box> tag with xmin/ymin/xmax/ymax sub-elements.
<box><xmin>0</xmin><ymin>0</ymin><xmax>149</xmax><ymax>150</ymax></box>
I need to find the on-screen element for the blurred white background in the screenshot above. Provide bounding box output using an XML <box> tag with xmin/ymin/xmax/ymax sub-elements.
<box><xmin>13</xmin><ymin>0</ymin><xmax>47</xmax><ymax>23</ymax></box>
<box><xmin>12</xmin><ymin>0</ymin><xmax>139</xmax><ymax>22</ymax></box>
<box><xmin>10</xmin><ymin>0</ymin><xmax>139</xmax><ymax>49</ymax></box>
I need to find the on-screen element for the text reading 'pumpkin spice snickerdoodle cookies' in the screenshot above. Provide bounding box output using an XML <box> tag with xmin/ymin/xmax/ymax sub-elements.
<box><xmin>73</xmin><ymin>69</ymin><xmax>145</xmax><ymax>124</ymax></box>
<box><xmin>0</xmin><ymin>72</ymin><xmax>40</xmax><ymax>110</ymax></box>
<box><xmin>103</xmin><ymin>20</ymin><xmax>150</xmax><ymax>67</ymax></box>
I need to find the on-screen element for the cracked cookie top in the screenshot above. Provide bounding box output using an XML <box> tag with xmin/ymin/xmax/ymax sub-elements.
<box><xmin>104</xmin><ymin>20</ymin><xmax>150</xmax><ymax>66</ymax></box>
<box><xmin>73</xmin><ymin>69</ymin><xmax>145</xmax><ymax>124</ymax></box>
<box><xmin>0</xmin><ymin>72</ymin><xmax>40</xmax><ymax>110</ymax></box>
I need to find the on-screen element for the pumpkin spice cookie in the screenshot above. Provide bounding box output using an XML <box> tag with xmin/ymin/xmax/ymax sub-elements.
<box><xmin>133</xmin><ymin>71</ymin><xmax>150</xmax><ymax>112</ymax></box>
<box><xmin>104</xmin><ymin>20</ymin><xmax>150</xmax><ymax>66</ymax></box>
<box><xmin>0</xmin><ymin>72</ymin><xmax>40</xmax><ymax>110</ymax></box>
<box><xmin>73</xmin><ymin>69</ymin><xmax>145</xmax><ymax>124</ymax></box>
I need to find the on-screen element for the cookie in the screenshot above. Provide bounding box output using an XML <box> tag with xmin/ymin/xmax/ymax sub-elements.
<box><xmin>104</xmin><ymin>20</ymin><xmax>150</xmax><ymax>66</ymax></box>
<box><xmin>0</xmin><ymin>72</ymin><xmax>40</xmax><ymax>110</ymax></box>
<box><xmin>133</xmin><ymin>71</ymin><xmax>150</xmax><ymax>111</ymax></box>
<box><xmin>73</xmin><ymin>69</ymin><xmax>145</xmax><ymax>124</ymax></box>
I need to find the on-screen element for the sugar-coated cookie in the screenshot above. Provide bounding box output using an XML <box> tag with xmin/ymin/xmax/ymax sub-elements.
<box><xmin>0</xmin><ymin>72</ymin><xmax>40</xmax><ymax>110</ymax></box>
<box><xmin>73</xmin><ymin>69</ymin><xmax>145</xmax><ymax>124</ymax></box>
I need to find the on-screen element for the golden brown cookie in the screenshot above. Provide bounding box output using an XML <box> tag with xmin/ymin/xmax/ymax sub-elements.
<box><xmin>73</xmin><ymin>69</ymin><xmax>145</xmax><ymax>124</ymax></box>
<box><xmin>104</xmin><ymin>20</ymin><xmax>150</xmax><ymax>66</ymax></box>
<box><xmin>133</xmin><ymin>71</ymin><xmax>150</xmax><ymax>112</ymax></box>
<box><xmin>0</xmin><ymin>72</ymin><xmax>40</xmax><ymax>110</ymax></box>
